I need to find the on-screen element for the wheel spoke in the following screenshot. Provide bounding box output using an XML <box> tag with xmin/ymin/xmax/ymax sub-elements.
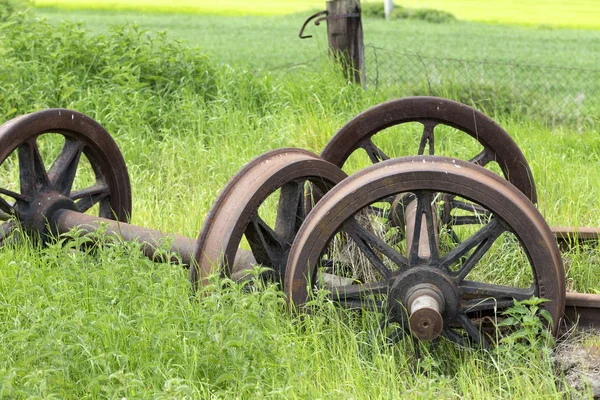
<box><xmin>70</xmin><ymin>183</ymin><xmax>109</xmax><ymax>201</ymax></box>
<box><xmin>451</xmin><ymin>200</ymin><xmax>491</xmax><ymax>215</ymax></box>
<box><xmin>274</xmin><ymin>181</ymin><xmax>304</xmax><ymax>246</ymax></box>
<box><xmin>469</xmin><ymin>148</ymin><xmax>495</xmax><ymax>167</ymax></box>
<box><xmin>0</xmin><ymin>197</ymin><xmax>14</xmax><ymax>217</ymax></box>
<box><xmin>361</xmin><ymin>139</ymin><xmax>390</xmax><ymax>164</ymax></box>
<box><xmin>47</xmin><ymin>137</ymin><xmax>85</xmax><ymax>196</ymax></box>
<box><xmin>245</xmin><ymin>214</ymin><xmax>286</xmax><ymax>270</ymax></box>
<box><xmin>461</xmin><ymin>298</ymin><xmax>516</xmax><ymax>314</ymax></box>
<box><xmin>407</xmin><ymin>191</ymin><xmax>438</xmax><ymax>265</ymax></box>
<box><xmin>439</xmin><ymin>218</ymin><xmax>504</xmax><ymax>274</ymax></box>
<box><xmin>344</xmin><ymin>217</ymin><xmax>409</xmax><ymax>277</ymax></box>
<box><xmin>18</xmin><ymin>139</ymin><xmax>49</xmax><ymax>195</ymax></box>
<box><xmin>327</xmin><ymin>280</ymin><xmax>389</xmax><ymax>301</ymax></box>
<box><xmin>460</xmin><ymin>280</ymin><xmax>534</xmax><ymax>300</ymax></box>
<box><xmin>407</xmin><ymin>194</ymin><xmax>423</xmax><ymax>265</ymax></box>
<box><xmin>0</xmin><ymin>187</ymin><xmax>28</xmax><ymax>202</ymax></box>
<box><xmin>456</xmin><ymin>313</ymin><xmax>490</xmax><ymax>349</ymax></box>
<box><xmin>450</xmin><ymin>215</ymin><xmax>491</xmax><ymax>226</ymax></box>
<box><xmin>333</xmin><ymin>298</ymin><xmax>384</xmax><ymax>311</ymax></box>
<box><xmin>422</xmin><ymin>191</ymin><xmax>439</xmax><ymax>264</ymax></box>
<box><xmin>452</xmin><ymin>219</ymin><xmax>504</xmax><ymax>283</ymax></box>
<box><xmin>327</xmin><ymin>280</ymin><xmax>388</xmax><ymax>311</ymax></box>
<box><xmin>73</xmin><ymin>184</ymin><xmax>110</xmax><ymax>213</ymax></box>
<box><xmin>0</xmin><ymin>221</ymin><xmax>15</xmax><ymax>245</ymax></box>
<box><xmin>417</xmin><ymin>122</ymin><xmax>436</xmax><ymax>155</ymax></box>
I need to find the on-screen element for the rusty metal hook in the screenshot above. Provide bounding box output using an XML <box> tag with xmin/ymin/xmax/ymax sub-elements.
<box><xmin>299</xmin><ymin>10</ymin><xmax>327</xmax><ymax>39</ymax></box>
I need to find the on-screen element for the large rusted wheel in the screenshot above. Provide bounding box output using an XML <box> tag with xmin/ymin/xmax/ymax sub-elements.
<box><xmin>323</xmin><ymin>97</ymin><xmax>536</xmax><ymax>201</ymax></box>
<box><xmin>285</xmin><ymin>156</ymin><xmax>565</xmax><ymax>346</ymax></box>
<box><xmin>191</xmin><ymin>148</ymin><xmax>347</xmax><ymax>289</ymax></box>
<box><xmin>321</xmin><ymin>97</ymin><xmax>537</xmax><ymax>241</ymax></box>
<box><xmin>0</xmin><ymin>109</ymin><xmax>131</xmax><ymax>244</ymax></box>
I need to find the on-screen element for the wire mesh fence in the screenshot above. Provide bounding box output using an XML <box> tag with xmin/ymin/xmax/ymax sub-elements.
<box><xmin>364</xmin><ymin>45</ymin><xmax>600</xmax><ymax>128</ymax></box>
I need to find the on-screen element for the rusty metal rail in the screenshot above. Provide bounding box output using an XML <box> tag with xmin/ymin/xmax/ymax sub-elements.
<box><xmin>553</xmin><ymin>226</ymin><xmax>600</xmax><ymax>246</ymax></box>
<box><xmin>565</xmin><ymin>292</ymin><xmax>600</xmax><ymax>330</ymax></box>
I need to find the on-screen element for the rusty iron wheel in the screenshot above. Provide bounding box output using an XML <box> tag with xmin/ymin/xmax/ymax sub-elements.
<box><xmin>284</xmin><ymin>156</ymin><xmax>565</xmax><ymax>347</ymax></box>
<box><xmin>0</xmin><ymin>109</ymin><xmax>131</xmax><ymax>244</ymax></box>
<box><xmin>321</xmin><ymin>97</ymin><xmax>537</xmax><ymax>242</ymax></box>
<box><xmin>191</xmin><ymin>148</ymin><xmax>347</xmax><ymax>289</ymax></box>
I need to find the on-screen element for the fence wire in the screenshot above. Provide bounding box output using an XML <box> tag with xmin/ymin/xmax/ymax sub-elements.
<box><xmin>365</xmin><ymin>45</ymin><xmax>600</xmax><ymax>128</ymax></box>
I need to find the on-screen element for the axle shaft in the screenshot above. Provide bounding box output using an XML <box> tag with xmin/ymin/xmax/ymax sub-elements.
<box><xmin>51</xmin><ymin>209</ymin><xmax>255</xmax><ymax>272</ymax></box>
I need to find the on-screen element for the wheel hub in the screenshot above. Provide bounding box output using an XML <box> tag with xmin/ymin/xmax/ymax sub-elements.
<box><xmin>389</xmin><ymin>267</ymin><xmax>460</xmax><ymax>341</ymax></box>
<box><xmin>17</xmin><ymin>191</ymin><xmax>78</xmax><ymax>240</ymax></box>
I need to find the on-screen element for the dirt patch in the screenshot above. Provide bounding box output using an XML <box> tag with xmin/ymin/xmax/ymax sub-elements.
<box><xmin>555</xmin><ymin>332</ymin><xmax>600</xmax><ymax>398</ymax></box>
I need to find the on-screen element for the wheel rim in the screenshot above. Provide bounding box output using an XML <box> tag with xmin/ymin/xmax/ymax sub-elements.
<box><xmin>191</xmin><ymin>148</ymin><xmax>347</xmax><ymax>289</ymax></box>
<box><xmin>321</xmin><ymin>97</ymin><xmax>537</xmax><ymax>242</ymax></box>
<box><xmin>284</xmin><ymin>156</ymin><xmax>564</xmax><ymax>346</ymax></box>
<box><xmin>0</xmin><ymin>109</ymin><xmax>131</xmax><ymax>243</ymax></box>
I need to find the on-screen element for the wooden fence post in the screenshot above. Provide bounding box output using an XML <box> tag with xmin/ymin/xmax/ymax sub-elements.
<box><xmin>326</xmin><ymin>0</ymin><xmax>365</xmax><ymax>87</ymax></box>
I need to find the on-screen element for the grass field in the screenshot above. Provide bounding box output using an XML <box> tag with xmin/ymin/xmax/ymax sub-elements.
<box><xmin>36</xmin><ymin>8</ymin><xmax>600</xmax><ymax>70</ymax></box>
<box><xmin>36</xmin><ymin>6</ymin><xmax>600</xmax><ymax>126</ymax></box>
<box><xmin>33</xmin><ymin>0</ymin><xmax>600</xmax><ymax>29</ymax></box>
<box><xmin>399</xmin><ymin>0</ymin><xmax>600</xmax><ymax>29</ymax></box>
<box><xmin>1</xmin><ymin>8</ymin><xmax>600</xmax><ymax>399</ymax></box>
<box><xmin>33</xmin><ymin>0</ymin><xmax>324</xmax><ymax>15</ymax></box>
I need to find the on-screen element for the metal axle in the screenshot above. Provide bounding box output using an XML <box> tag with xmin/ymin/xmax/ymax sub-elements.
<box><xmin>50</xmin><ymin>209</ymin><xmax>255</xmax><ymax>272</ymax></box>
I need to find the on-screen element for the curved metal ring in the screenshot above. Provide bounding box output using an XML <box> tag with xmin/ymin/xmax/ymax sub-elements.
<box><xmin>321</xmin><ymin>96</ymin><xmax>537</xmax><ymax>203</ymax></box>
<box><xmin>285</xmin><ymin>156</ymin><xmax>565</xmax><ymax>345</ymax></box>
<box><xmin>191</xmin><ymin>148</ymin><xmax>347</xmax><ymax>289</ymax></box>
<box><xmin>0</xmin><ymin>109</ymin><xmax>131</xmax><ymax>243</ymax></box>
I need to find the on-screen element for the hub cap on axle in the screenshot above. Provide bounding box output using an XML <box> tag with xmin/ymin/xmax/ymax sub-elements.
<box><xmin>16</xmin><ymin>190</ymin><xmax>78</xmax><ymax>240</ymax></box>
<box><xmin>389</xmin><ymin>268</ymin><xmax>460</xmax><ymax>341</ymax></box>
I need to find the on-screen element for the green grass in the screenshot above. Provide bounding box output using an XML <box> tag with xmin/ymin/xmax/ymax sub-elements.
<box><xmin>35</xmin><ymin>8</ymin><xmax>600</xmax><ymax>126</ymax></box>
<box><xmin>398</xmin><ymin>0</ymin><xmax>600</xmax><ymax>30</ymax></box>
<box><xmin>1</xmin><ymin>12</ymin><xmax>600</xmax><ymax>398</ymax></box>
<box><xmin>35</xmin><ymin>8</ymin><xmax>600</xmax><ymax>70</ymax></box>
<box><xmin>33</xmin><ymin>0</ymin><xmax>600</xmax><ymax>29</ymax></box>
<box><xmin>33</xmin><ymin>0</ymin><xmax>324</xmax><ymax>15</ymax></box>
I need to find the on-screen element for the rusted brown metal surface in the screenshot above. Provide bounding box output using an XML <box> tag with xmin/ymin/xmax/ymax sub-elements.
<box><xmin>49</xmin><ymin>208</ymin><xmax>256</xmax><ymax>270</ymax></box>
<box><xmin>552</xmin><ymin>226</ymin><xmax>600</xmax><ymax>246</ymax></box>
<box><xmin>0</xmin><ymin>109</ymin><xmax>132</xmax><ymax>247</ymax></box>
<box><xmin>284</xmin><ymin>156</ymin><xmax>565</xmax><ymax>347</ymax></box>
<box><xmin>52</xmin><ymin>209</ymin><xmax>195</xmax><ymax>265</ymax></box>
<box><xmin>191</xmin><ymin>148</ymin><xmax>347</xmax><ymax>289</ymax></box>
<box><xmin>564</xmin><ymin>292</ymin><xmax>600</xmax><ymax>330</ymax></box>
<box><xmin>320</xmin><ymin>96</ymin><xmax>538</xmax><ymax>203</ymax></box>
<box><xmin>2</xmin><ymin>104</ymin><xmax>600</xmax><ymax>345</ymax></box>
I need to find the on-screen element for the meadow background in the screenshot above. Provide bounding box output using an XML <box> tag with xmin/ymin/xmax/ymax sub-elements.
<box><xmin>0</xmin><ymin>0</ymin><xmax>599</xmax><ymax>398</ymax></box>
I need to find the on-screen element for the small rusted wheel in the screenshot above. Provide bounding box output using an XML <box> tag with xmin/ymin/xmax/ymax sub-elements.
<box><xmin>285</xmin><ymin>156</ymin><xmax>565</xmax><ymax>347</ymax></box>
<box><xmin>0</xmin><ymin>109</ymin><xmax>131</xmax><ymax>244</ymax></box>
<box><xmin>321</xmin><ymin>97</ymin><xmax>537</xmax><ymax>241</ymax></box>
<box><xmin>191</xmin><ymin>148</ymin><xmax>347</xmax><ymax>289</ymax></box>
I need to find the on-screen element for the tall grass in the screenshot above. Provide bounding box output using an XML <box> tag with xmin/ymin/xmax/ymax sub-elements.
<box><xmin>0</xmin><ymin>13</ymin><xmax>599</xmax><ymax>397</ymax></box>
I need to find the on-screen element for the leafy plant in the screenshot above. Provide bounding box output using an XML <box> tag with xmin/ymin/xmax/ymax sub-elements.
<box><xmin>497</xmin><ymin>297</ymin><xmax>555</xmax><ymax>349</ymax></box>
